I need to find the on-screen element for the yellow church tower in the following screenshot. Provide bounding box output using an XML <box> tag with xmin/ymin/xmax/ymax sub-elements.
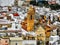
<box><xmin>27</xmin><ymin>5</ymin><xmax>35</xmax><ymax>31</ymax></box>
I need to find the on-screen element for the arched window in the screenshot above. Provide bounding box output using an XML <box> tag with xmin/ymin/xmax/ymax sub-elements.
<box><xmin>30</xmin><ymin>15</ymin><xmax>33</xmax><ymax>20</ymax></box>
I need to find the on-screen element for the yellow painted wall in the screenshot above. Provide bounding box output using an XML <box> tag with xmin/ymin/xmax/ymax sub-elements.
<box><xmin>35</xmin><ymin>26</ymin><xmax>45</xmax><ymax>41</ymax></box>
<box><xmin>45</xmin><ymin>26</ymin><xmax>51</xmax><ymax>38</ymax></box>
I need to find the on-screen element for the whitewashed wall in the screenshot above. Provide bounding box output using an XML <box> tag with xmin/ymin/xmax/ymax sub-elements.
<box><xmin>0</xmin><ymin>0</ymin><xmax>14</xmax><ymax>6</ymax></box>
<box><xmin>22</xmin><ymin>40</ymin><xmax>37</xmax><ymax>45</ymax></box>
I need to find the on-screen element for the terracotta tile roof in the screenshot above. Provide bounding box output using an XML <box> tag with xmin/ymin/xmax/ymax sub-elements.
<box><xmin>13</xmin><ymin>13</ymin><xmax>19</xmax><ymax>16</ymax></box>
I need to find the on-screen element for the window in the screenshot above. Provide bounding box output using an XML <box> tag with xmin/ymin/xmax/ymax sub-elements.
<box><xmin>30</xmin><ymin>15</ymin><xmax>33</xmax><ymax>20</ymax></box>
<box><xmin>5</xmin><ymin>40</ymin><xmax>7</xmax><ymax>43</ymax></box>
<box><xmin>15</xmin><ymin>43</ymin><xmax>18</xmax><ymax>45</ymax></box>
<box><xmin>50</xmin><ymin>37</ymin><xmax>53</xmax><ymax>41</ymax></box>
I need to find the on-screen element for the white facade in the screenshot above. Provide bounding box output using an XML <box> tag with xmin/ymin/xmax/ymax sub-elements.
<box><xmin>10</xmin><ymin>37</ymin><xmax>23</xmax><ymax>45</ymax></box>
<box><xmin>18</xmin><ymin>0</ymin><xmax>24</xmax><ymax>7</ymax></box>
<box><xmin>0</xmin><ymin>0</ymin><xmax>14</xmax><ymax>6</ymax></box>
<box><xmin>49</xmin><ymin>35</ymin><xmax>59</xmax><ymax>45</ymax></box>
<box><xmin>22</xmin><ymin>40</ymin><xmax>37</xmax><ymax>45</ymax></box>
<box><xmin>56</xmin><ymin>0</ymin><xmax>60</xmax><ymax>5</ymax></box>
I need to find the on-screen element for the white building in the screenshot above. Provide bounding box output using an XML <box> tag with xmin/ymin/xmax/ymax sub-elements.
<box><xmin>0</xmin><ymin>0</ymin><xmax>14</xmax><ymax>6</ymax></box>
<box><xmin>49</xmin><ymin>35</ymin><xmax>59</xmax><ymax>45</ymax></box>
<box><xmin>10</xmin><ymin>37</ymin><xmax>23</xmax><ymax>45</ymax></box>
<box><xmin>22</xmin><ymin>40</ymin><xmax>37</xmax><ymax>45</ymax></box>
